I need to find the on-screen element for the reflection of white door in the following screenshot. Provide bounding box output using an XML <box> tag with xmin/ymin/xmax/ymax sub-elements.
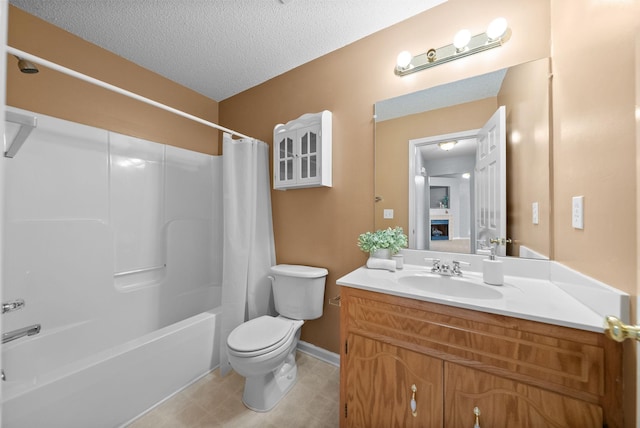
<box><xmin>475</xmin><ymin>106</ymin><xmax>506</xmax><ymax>256</ymax></box>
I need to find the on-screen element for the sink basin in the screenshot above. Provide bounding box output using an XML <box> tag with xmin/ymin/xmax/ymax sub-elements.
<box><xmin>398</xmin><ymin>273</ymin><xmax>503</xmax><ymax>300</ymax></box>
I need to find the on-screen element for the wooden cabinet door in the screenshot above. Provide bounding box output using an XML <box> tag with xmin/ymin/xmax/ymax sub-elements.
<box><xmin>444</xmin><ymin>362</ymin><xmax>603</xmax><ymax>427</ymax></box>
<box><xmin>343</xmin><ymin>334</ymin><xmax>443</xmax><ymax>428</ymax></box>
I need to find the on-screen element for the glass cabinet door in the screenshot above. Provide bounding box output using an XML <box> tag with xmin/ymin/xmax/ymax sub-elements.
<box><xmin>297</xmin><ymin>125</ymin><xmax>320</xmax><ymax>184</ymax></box>
<box><xmin>276</xmin><ymin>132</ymin><xmax>295</xmax><ymax>186</ymax></box>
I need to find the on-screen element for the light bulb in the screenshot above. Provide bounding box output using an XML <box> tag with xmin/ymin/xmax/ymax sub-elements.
<box><xmin>486</xmin><ymin>17</ymin><xmax>508</xmax><ymax>40</ymax></box>
<box><xmin>453</xmin><ymin>29</ymin><xmax>471</xmax><ymax>51</ymax></box>
<box><xmin>396</xmin><ymin>51</ymin><xmax>413</xmax><ymax>69</ymax></box>
<box><xmin>438</xmin><ymin>141</ymin><xmax>457</xmax><ymax>151</ymax></box>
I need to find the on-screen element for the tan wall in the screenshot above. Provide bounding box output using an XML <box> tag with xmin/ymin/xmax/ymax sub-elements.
<box><xmin>551</xmin><ymin>0</ymin><xmax>638</xmax><ymax>301</ymax></box>
<box><xmin>7</xmin><ymin>6</ymin><xmax>219</xmax><ymax>154</ymax></box>
<box><xmin>551</xmin><ymin>1</ymin><xmax>640</xmax><ymax>425</ymax></box>
<box><xmin>221</xmin><ymin>0</ymin><xmax>550</xmax><ymax>353</ymax></box>
<box><xmin>498</xmin><ymin>58</ymin><xmax>551</xmax><ymax>258</ymax></box>
<box><xmin>551</xmin><ymin>0</ymin><xmax>640</xmax><ymax>355</ymax></box>
<box><xmin>375</xmin><ymin>98</ymin><xmax>498</xmax><ymax>235</ymax></box>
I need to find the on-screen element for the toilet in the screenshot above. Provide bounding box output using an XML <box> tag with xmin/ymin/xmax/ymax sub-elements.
<box><xmin>226</xmin><ymin>264</ymin><xmax>328</xmax><ymax>412</ymax></box>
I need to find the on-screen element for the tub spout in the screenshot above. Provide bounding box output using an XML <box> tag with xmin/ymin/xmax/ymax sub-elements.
<box><xmin>2</xmin><ymin>324</ymin><xmax>41</xmax><ymax>344</ymax></box>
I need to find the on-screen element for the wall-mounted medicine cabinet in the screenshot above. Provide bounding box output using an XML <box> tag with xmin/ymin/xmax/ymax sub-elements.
<box><xmin>273</xmin><ymin>110</ymin><xmax>332</xmax><ymax>190</ymax></box>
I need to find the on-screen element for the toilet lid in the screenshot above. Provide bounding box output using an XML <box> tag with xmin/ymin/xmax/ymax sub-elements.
<box><xmin>227</xmin><ymin>316</ymin><xmax>294</xmax><ymax>355</ymax></box>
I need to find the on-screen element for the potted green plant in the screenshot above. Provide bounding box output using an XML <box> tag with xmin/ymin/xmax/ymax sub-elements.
<box><xmin>357</xmin><ymin>227</ymin><xmax>408</xmax><ymax>258</ymax></box>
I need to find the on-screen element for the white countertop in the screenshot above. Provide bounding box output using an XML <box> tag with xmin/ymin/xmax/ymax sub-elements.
<box><xmin>337</xmin><ymin>264</ymin><xmax>608</xmax><ymax>333</ymax></box>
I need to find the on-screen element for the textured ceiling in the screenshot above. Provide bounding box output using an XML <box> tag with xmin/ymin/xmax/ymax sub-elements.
<box><xmin>10</xmin><ymin>0</ymin><xmax>446</xmax><ymax>101</ymax></box>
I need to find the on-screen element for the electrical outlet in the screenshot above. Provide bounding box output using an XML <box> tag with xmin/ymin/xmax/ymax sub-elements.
<box><xmin>572</xmin><ymin>196</ymin><xmax>584</xmax><ymax>229</ymax></box>
<box><xmin>383</xmin><ymin>209</ymin><xmax>394</xmax><ymax>219</ymax></box>
<box><xmin>532</xmin><ymin>202</ymin><xmax>539</xmax><ymax>225</ymax></box>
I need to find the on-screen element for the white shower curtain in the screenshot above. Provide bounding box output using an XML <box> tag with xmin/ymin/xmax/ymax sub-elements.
<box><xmin>219</xmin><ymin>133</ymin><xmax>276</xmax><ymax>376</ymax></box>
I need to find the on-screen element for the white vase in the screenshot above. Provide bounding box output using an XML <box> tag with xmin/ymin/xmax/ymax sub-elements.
<box><xmin>371</xmin><ymin>249</ymin><xmax>391</xmax><ymax>259</ymax></box>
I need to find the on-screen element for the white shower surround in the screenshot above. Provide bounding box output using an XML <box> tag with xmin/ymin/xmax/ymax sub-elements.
<box><xmin>1</xmin><ymin>107</ymin><xmax>223</xmax><ymax>426</ymax></box>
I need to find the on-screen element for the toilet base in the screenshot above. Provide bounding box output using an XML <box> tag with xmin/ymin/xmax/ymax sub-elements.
<box><xmin>241</xmin><ymin>352</ymin><xmax>298</xmax><ymax>412</ymax></box>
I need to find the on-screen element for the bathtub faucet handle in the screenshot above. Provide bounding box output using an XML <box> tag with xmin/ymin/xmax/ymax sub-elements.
<box><xmin>2</xmin><ymin>298</ymin><xmax>25</xmax><ymax>314</ymax></box>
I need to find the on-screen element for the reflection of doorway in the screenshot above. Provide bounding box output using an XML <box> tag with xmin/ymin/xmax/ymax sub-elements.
<box><xmin>408</xmin><ymin>106</ymin><xmax>506</xmax><ymax>255</ymax></box>
<box><xmin>409</xmin><ymin>129</ymin><xmax>478</xmax><ymax>252</ymax></box>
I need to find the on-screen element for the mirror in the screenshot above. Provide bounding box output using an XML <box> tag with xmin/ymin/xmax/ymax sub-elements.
<box><xmin>374</xmin><ymin>58</ymin><xmax>551</xmax><ymax>259</ymax></box>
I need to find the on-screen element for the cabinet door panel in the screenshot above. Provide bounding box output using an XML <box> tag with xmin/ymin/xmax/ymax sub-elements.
<box><xmin>297</xmin><ymin>125</ymin><xmax>320</xmax><ymax>184</ymax></box>
<box><xmin>444</xmin><ymin>363</ymin><xmax>602</xmax><ymax>427</ymax></box>
<box><xmin>344</xmin><ymin>334</ymin><xmax>443</xmax><ymax>428</ymax></box>
<box><xmin>275</xmin><ymin>133</ymin><xmax>295</xmax><ymax>186</ymax></box>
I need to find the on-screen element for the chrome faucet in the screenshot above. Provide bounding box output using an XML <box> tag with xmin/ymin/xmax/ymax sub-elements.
<box><xmin>425</xmin><ymin>258</ymin><xmax>469</xmax><ymax>276</ymax></box>
<box><xmin>451</xmin><ymin>260</ymin><xmax>470</xmax><ymax>276</ymax></box>
<box><xmin>425</xmin><ymin>258</ymin><xmax>442</xmax><ymax>273</ymax></box>
<box><xmin>2</xmin><ymin>324</ymin><xmax>41</xmax><ymax>344</ymax></box>
<box><xmin>2</xmin><ymin>298</ymin><xmax>25</xmax><ymax>314</ymax></box>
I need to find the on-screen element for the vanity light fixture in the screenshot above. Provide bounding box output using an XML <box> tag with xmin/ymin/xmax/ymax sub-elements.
<box><xmin>438</xmin><ymin>141</ymin><xmax>457</xmax><ymax>151</ymax></box>
<box><xmin>453</xmin><ymin>29</ymin><xmax>471</xmax><ymax>52</ymax></box>
<box><xmin>396</xmin><ymin>51</ymin><xmax>413</xmax><ymax>70</ymax></box>
<box><xmin>462</xmin><ymin>172</ymin><xmax>471</xmax><ymax>179</ymax></box>
<box><xmin>395</xmin><ymin>17</ymin><xmax>510</xmax><ymax>76</ymax></box>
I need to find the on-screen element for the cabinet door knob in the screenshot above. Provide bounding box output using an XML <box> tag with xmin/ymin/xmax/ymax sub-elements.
<box><xmin>473</xmin><ymin>406</ymin><xmax>481</xmax><ymax>428</ymax></box>
<box><xmin>410</xmin><ymin>384</ymin><xmax>417</xmax><ymax>417</ymax></box>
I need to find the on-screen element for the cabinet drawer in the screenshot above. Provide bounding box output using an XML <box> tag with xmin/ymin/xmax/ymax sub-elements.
<box><xmin>342</xmin><ymin>288</ymin><xmax>607</xmax><ymax>401</ymax></box>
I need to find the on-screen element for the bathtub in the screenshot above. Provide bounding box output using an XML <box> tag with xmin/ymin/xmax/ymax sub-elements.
<box><xmin>2</xmin><ymin>308</ymin><xmax>221</xmax><ymax>428</ymax></box>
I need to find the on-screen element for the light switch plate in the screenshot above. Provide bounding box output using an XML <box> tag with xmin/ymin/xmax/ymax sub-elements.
<box><xmin>532</xmin><ymin>202</ymin><xmax>539</xmax><ymax>225</ymax></box>
<box><xmin>383</xmin><ymin>209</ymin><xmax>394</xmax><ymax>219</ymax></box>
<box><xmin>572</xmin><ymin>196</ymin><xmax>584</xmax><ymax>229</ymax></box>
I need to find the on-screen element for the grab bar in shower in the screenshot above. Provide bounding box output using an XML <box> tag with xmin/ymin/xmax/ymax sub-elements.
<box><xmin>113</xmin><ymin>264</ymin><xmax>166</xmax><ymax>278</ymax></box>
<box><xmin>5</xmin><ymin>110</ymin><xmax>38</xmax><ymax>158</ymax></box>
<box><xmin>2</xmin><ymin>324</ymin><xmax>41</xmax><ymax>344</ymax></box>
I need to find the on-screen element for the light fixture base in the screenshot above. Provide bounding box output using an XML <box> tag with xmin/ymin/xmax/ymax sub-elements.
<box><xmin>395</xmin><ymin>28</ymin><xmax>511</xmax><ymax>76</ymax></box>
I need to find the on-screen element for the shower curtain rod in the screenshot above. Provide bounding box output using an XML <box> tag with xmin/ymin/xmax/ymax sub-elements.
<box><xmin>6</xmin><ymin>46</ymin><xmax>253</xmax><ymax>140</ymax></box>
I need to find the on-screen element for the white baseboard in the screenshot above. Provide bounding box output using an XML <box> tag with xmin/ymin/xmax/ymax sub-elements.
<box><xmin>297</xmin><ymin>340</ymin><xmax>340</xmax><ymax>367</ymax></box>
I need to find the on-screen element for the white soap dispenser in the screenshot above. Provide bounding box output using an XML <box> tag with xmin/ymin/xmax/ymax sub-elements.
<box><xmin>483</xmin><ymin>246</ymin><xmax>503</xmax><ymax>286</ymax></box>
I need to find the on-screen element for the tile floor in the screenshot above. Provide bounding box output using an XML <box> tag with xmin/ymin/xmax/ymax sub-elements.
<box><xmin>127</xmin><ymin>352</ymin><xmax>340</xmax><ymax>428</ymax></box>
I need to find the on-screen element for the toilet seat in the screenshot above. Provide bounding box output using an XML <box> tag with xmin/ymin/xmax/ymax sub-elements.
<box><xmin>227</xmin><ymin>316</ymin><xmax>295</xmax><ymax>358</ymax></box>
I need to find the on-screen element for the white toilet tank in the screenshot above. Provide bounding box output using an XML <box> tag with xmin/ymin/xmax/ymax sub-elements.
<box><xmin>270</xmin><ymin>264</ymin><xmax>328</xmax><ymax>320</ymax></box>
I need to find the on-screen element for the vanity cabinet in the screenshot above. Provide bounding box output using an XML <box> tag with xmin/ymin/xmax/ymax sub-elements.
<box><xmin>339</xmin><ymin>287</ymin><xmax>623</xmax><ymax>427</ymax></box>
<box><xmin>273</xmin><ymin>110</ymin><xmax>331</xmax><ymax>190</ymax></box>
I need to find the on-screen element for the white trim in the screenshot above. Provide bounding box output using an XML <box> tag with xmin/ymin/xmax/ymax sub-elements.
<box><xmin>297</xmin><ymin>340</ymin><xmax>340</xmax><ymax>367</ymax></box>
